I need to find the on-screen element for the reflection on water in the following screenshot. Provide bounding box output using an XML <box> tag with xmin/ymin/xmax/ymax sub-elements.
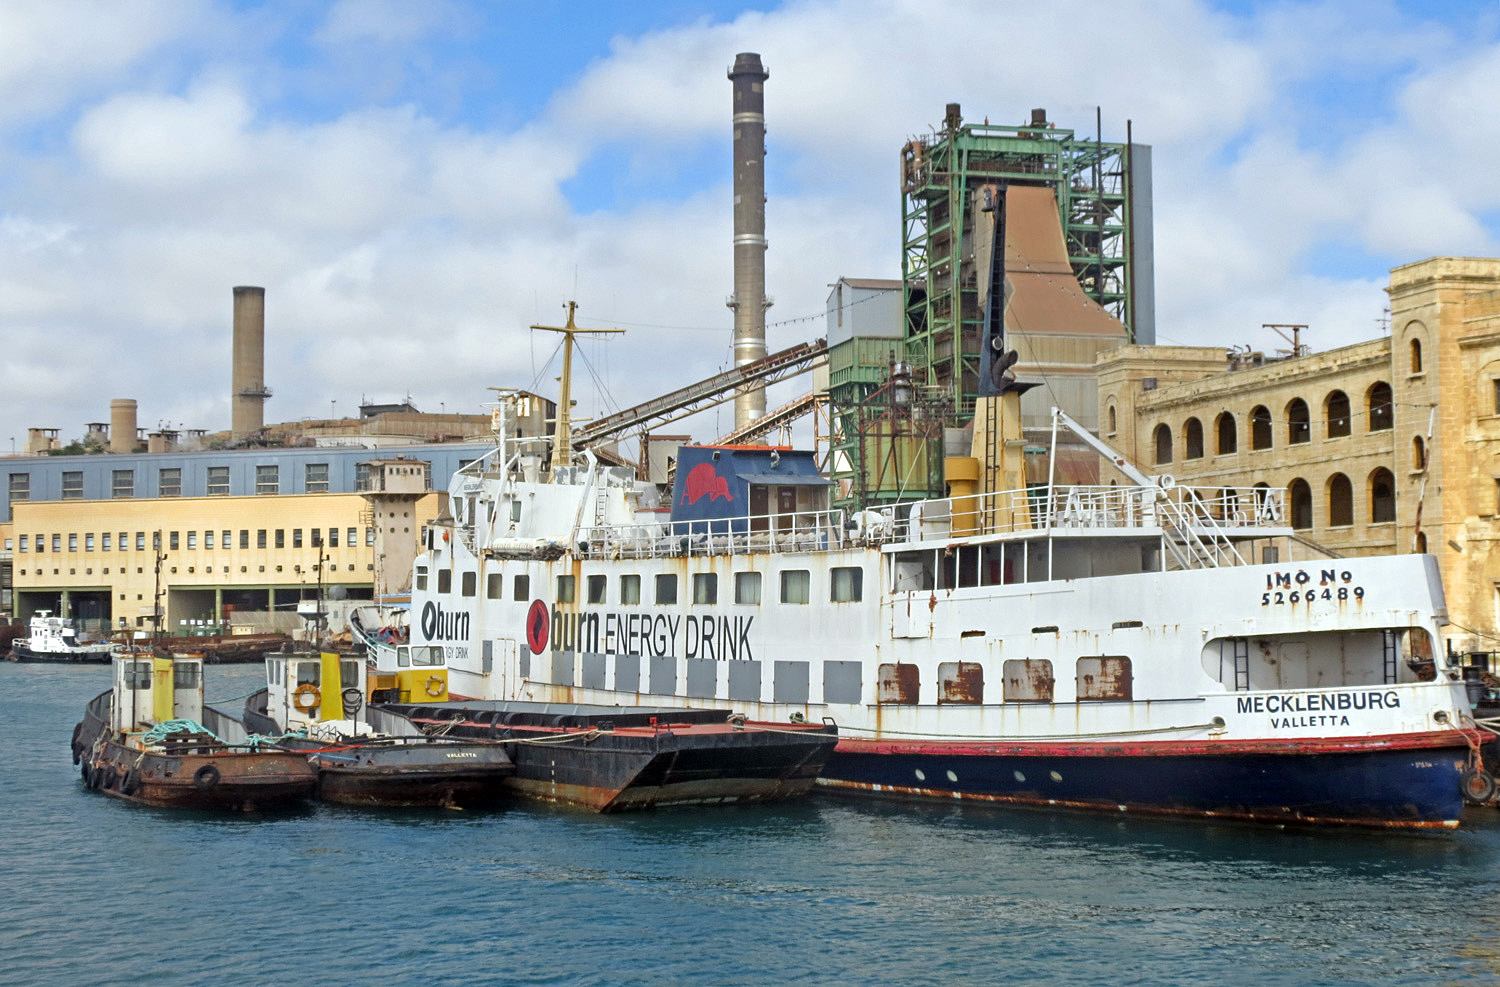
<box><xmin>6</xmin><ymin>664</ymin><xmax>1499</xmax><ymax>987</ymax></box>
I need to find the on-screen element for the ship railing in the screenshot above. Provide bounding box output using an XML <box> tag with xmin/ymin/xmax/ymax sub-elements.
<box><xmin>888</xmin><ymin>483</ymin><xmax>1286</xmax><ymax>543</ymax></box>
<box><xmin>575</xmin><ymin>508</ymin><xmax>860</xmax><ymax>560</ymax></box>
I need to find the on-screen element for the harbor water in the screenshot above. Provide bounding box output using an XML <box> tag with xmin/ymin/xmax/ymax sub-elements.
<box><xmin>7</xmin><ymin>662</ymin><xmax>1500</xmax><ymax>987</ymax></box>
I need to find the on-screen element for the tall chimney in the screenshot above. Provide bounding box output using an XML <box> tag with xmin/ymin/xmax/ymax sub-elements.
<box><xmin>231</xmin><ymin>285</ymin><xmax>270</xmax><ymax>439</ymax></box>
<box><xmin>109</xmin><ymin>399</ymin><xmax>137</xmax><ymax>454</ymax></box>
<box><xmin>728</xmin><ymin>53</ymin><xmax>770</xmax><ymax>430</ymax></box>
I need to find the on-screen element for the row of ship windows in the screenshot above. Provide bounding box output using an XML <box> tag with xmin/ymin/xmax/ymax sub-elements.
<box><xmin>9</xmin><ymin>527</ymin><xmax>375</xmax><ymax>553</ymax></box>
<box><xmin>1131</xmin><ymin>382</ymin><xmax>1398</xmax><ymax>464</ymax></box>
<box><xmin>4</xmin><ymin>462</ymin><xmax>416</xmax><ymax>501</ymax></box>
<box><xmin>876</xmin><ymin>658</ymin><xmax>1132</xmax><ymax>704</ymax></box>
<box><xmin>418</xmin><ymin>567</ymin><xmax>867</xmax><ymax>605</ymax></box>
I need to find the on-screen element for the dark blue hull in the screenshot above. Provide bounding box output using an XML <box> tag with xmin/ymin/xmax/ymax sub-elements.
<box><xmin>822</xmin><ymin>735</ymin><xmax>1469</xmax><ymax>829</ymax></box>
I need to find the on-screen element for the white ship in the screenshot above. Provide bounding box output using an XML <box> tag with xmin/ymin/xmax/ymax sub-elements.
<box><xmin>383</xmin><ymin>386</ymin><xmax>1484</xmax><ymax>829</ymax></box>
<box><xmin>10</xmin><ymin>611</ymin><xmax>119</xmax><ymax>663</ymax></box>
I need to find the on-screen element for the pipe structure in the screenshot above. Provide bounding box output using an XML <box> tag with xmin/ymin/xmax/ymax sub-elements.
<box><xmin>231</xmin><ymin>286</ymin><xmax>270</xmax><ymax>439</ymax></box>
<box><xmin>728</xmin><ymin>52</ymin><xmax>770</xmax><ymax>431</ymax></box>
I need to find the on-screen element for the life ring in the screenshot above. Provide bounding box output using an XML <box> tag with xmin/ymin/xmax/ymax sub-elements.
<box><xmin>119</xmin><ymin>769</ymin><xmax>140</xmax><ymax>796</ymax></box>
<box><xmin>1461</xmin><ymin>767</ymin><xmax>1496</xmax><ymax>805</ymax></box>
<box><xmin>424</xmin><ymin>675</ymin><xmax>445</xmax><ymax>697</ymax></box>
<box><xmin>193</xmin><ymin>764</ymin><xmax>221</xmax><ymax>790</ymax></box>
<box><xmin>293</xmin><ymin>683</ymin><xmax>322</xmax><ymax>712</ymax></box>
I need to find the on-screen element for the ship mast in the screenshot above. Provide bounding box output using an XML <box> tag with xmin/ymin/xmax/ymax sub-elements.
<box><xmin>531</xmin><ymin>301</ymin><xmax>623</xmax><ymax>471</ymax></box>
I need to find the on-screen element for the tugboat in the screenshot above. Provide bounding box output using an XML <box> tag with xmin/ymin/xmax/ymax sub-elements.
<box><xmin>237</xmin><ymin>649</ymin><xmax>514</xmax><ymax>808</ymax></box>
<box><xmin>11</xmin><ymin>611</ymin><xmax>118</xmax><ymax>663</ymax></box>
<box><xmin>72</xmin><ymin>652</ymin><xmax>317</xmax><ymax>810</ymax></box>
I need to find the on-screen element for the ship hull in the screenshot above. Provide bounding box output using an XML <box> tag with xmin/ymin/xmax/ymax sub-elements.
<box><xmin>823</xmin><ymin>731</ymin><xmax>1470</xmax><ymax>829</ymax></box>
<box><xmin>13</xmin><ymin>642</ymin><xmax>114</xmax><ymax>663</ymax></box>
<box><xmin>387</xmin><ymin>703</ymin><xmax>837</xmax><ymax>812</ymax></box>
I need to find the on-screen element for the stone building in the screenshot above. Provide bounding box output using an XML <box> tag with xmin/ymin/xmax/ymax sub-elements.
<box><xmin>1096</xmin><ymin>256</ymin><xmax>1500</xmax><ymax>651</ymax></box>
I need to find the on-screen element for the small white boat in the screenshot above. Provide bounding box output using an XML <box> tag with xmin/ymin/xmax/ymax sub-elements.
<box><xmin>11</xmin><ymin>611</ymin><xmax>119</xmax><ymax>663</ymax></box>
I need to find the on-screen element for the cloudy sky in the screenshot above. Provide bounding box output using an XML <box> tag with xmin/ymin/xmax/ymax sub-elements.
<box><xmin>0</xmin><ymin>0</ymin><xmax>1495</xmax><ymax>451</ymax></box>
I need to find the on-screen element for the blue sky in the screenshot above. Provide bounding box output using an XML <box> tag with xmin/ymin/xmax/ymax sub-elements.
<box><xmin>1</xmin><ymin>0</ymin><xmax>1497</xmax><ymax>446</ymax></box>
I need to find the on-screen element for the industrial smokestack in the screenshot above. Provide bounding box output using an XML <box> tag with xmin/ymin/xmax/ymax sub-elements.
<box><xmin>728</xmin><ymin>52</ymin><xmax>770</xmax><ymax>430</ymax></box>
<box><xmin>109</xmin><ymin>399</ymin><xmax>137</xmax><ymax>454</ymax></box>
<box><xmin>231</xmin><ymin>286</ymin><xmax>270</xmax><ymax>439</ymax></box>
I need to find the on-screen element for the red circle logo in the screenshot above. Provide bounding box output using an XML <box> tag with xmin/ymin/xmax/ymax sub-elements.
<box><xmin>525</xmin><ymin>599</ymin><xmax>550</xmax><ymax>654</ymax></box>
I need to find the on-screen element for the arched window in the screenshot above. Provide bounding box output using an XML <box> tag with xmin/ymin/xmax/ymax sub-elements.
<box><xmin>1153</xmin><ymin>424</ymin><xmax>1173</xmax><ymax>465</ymax></box>
<box><xmin>1216</xmin><ymin>412</ymin><xmax>1237</xmax><ymax>454</ymax></box>
<box><xmin>1287</xmin><ymin>398</ymin><xmax>1310</xmax><ymax>444</ymax></box>
<box><xmin>1325</xmin><ymin>390</ymin><xmax>1350</xmax><ymax>438</ymax></box>
<box><xmin>1107</xmin><ymin>404</ymin><xmax>1117</xmax><ymax>435</ymax></box>
<box><xmin>1368</xmin><ymin>382</ymin><xmax>1393</xmax><ymax>432</ymax></box>
<box><xmin>1412</xmin><ymin>435</ymin><xmax>1426</xmax><ymax>471</ymax></box>
<box><xmin>1251</xmin><ymin>405</ymin><xmax>1272</xmax><ymax>450</ymax></box>
<box><xmin>1415</xmin><ymin>531</ymin><xmax>1428</xmax><ymax>553</ymax></box>
<box><xmin>1253</xmin><ymin>481</ymin><xmax>1274</xmax><ymax>523</ymax></box>
<box><xmin>1327</xmin><ymin>473</ymin><xmax>1353</xmax><ymax>527</ymax></box>
<box><xmin>1410</xmin><ymin>338</ymin><xmax>1422</xmax><ymax>374</ymax></box>
<box><xmin>1288</xmin><ymin>478</ymin><xmax>1313</xmax><ymax>530</ymax></box>
<box><xmin>1184</xmin><ymin>417</ymin><xmax>1204</xmax><ymax>459</ymax></box>
<box><xmin>1370</xmin><ymin>467</ymin><xmax>1395</xmax><ymax>522</ymax></box>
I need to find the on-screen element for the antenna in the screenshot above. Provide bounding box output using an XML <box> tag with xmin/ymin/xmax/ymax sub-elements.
<box><xmin>531</xmin><ymin>301</ymin><xmax>623</xmax><ymax>470</ymax></box>
<box><xmin>1264</xmin><ymin>324</ymin><xmax>1309</xmax><ymax>357</ymax></box>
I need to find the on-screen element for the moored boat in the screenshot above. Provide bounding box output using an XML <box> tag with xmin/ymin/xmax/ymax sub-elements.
<box><xmin>235</xmin><ymin>650</ymin><xmax>514</xmax><ymax>808</ymax></box>
<box><xmin>382</xmin><ymin>371</ymin><xmax>1485</xmax><ymax>830</ymax></box>
<box><xmin>72</xmin><ymin>653</ymin><xmax>317</xmax><ymax>810</ymax></box>
<box><xmin>13</xmin><ymin>611</ymin><xmax>118</xmax><ymax>663</ymax></box>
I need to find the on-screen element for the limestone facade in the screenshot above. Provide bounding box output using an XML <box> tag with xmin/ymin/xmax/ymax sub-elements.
<box><xmin>1096</xmin><ymin>257</ymin><xmax>1500</xmax><ymax>651</ymax></box>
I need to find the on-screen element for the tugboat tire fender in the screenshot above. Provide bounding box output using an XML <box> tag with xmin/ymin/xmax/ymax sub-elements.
<box><xmin>80</xmin><ymin>761</ymin><xmax>92</xmax><ymax>786</ymax></box>
<box><xmin>120</xmin><ymin>769</ymin><xmax>140</xmax><ymax>796</ymax></box>
<box><xmin>193</xmin><ymin>764</ymin><xmax>221</xmax><ymax>790</ymax></box>
<box><xmin>1461</xmin><ymin>767</ymin><xmax>1496</xmax><ymax>806</ymax></box>
<box><xmin>102</xmin><ymin>767</ymin><xmax>119</xmax><ymax>790</ymax></box>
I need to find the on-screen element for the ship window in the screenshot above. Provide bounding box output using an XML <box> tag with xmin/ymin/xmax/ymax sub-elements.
<box><xmin>206</xmin><ymin>466</ymin><xmax>229</xmax><ymax>496</ymax></box>
<box><xmin>1003</xmin><ymin>659</ymin><xmax>1055</xmax><ymax>703</ymax></box>
<box><xmin>557</xmin><ymin>575</ymin><xmax>575</xmax><ymax>603</ymax></box>
<box><xmin>437</xmin><ymin>570</ymin><xmax>451</xmax><ymax>593</ymax></box>
<box><xmin>892</xmin><ymin>552</ymin><xmax>934</xmax><ymax>591</ymax></box>
<box><xmin>295</xmin><ymin>662</ymin><xmax>320</xmax><ymax>686</ymax></box>
<box><xmin>831</xmin><ymin>566</ymin><xmax>863</xmax><ymax>602</ymax></box>
<box><xmin>486</xmin><ymin>573</ymin><xmax>502</xmax><ymax>599</ymax></box>
<box><xmin>514</xmin><ymin>574</ymin><xmax>530</xmax><ymax>601</ymax></box>
<box><xmin>692</xmin><ymin>573</ymin><xmax>717</xmax><ymax>604</ymax></box>
<box><xmin>780</xmin><ymin>569</ymin><xmax>810</xmax><ymax>604</ymax></box>
<box><xmin>461</xmin><ymin>571</ymin><xmax>476</xmax><ymax>597</ymax></box>
<box><xmin>174</xmin><ymin>663</ymin><xmax>200</xmax><ymax>689</ymax></box>
<box><xmin>510</xmin><ymin>500</ymin><xmax>522</xmax><ymax>523</ymax></box>
<box><xmin>938</xmin><ymin>662</ymin><xmax>983</xmax><ymax>704</ymax></box>
<box><xmin>655</xmin><ymin>574</ymin><xmax>677</xmax><ymax>605</ymax></box>
<box><xmin>159</xmin><ymin>468</ymin><xmax>181</xmax><ymax>497</ymax></box>
<box><xmin>410</xmin><ymin>646</ymin><xmax>443</xmax><ymax>667</ymax></box>
<box><xmin>396</xmin><ymin>648</ymin><xmax>410</xmax><ymax>667</ymax></box>
<box><xmin>415</xmin><ymin>566</ymin><xmax>428</xmax><ymax>591</ymax></box>
<box><xmin>341</xmin><ymin>660</ymin><xmax>359</xmax><ymax>688</ymax></box>
<box><xmin>877</xmin><ymin>663</ymin><xmax>920</xmax><ymax>704</ymax></box>
<box><xmin>619</xmin><ymin>574</ymin><xmax>639</xmax><ymax>605</ymax></box>
<box><xmin>1076</xmin><ymin>656</ymin><xmax>1132</xmax><ymax>701</ymax></box>
<box><xmin>587</xmin><ymin>574</ymin><xmax>607</xmax><ymax>604</ymax></box>
<box><xmin>125</xmin><ymin>661</ymin><xmax>152</xmax><ymax>689</ymax></box>
<box><xmin>735</xmin><ymin>571</ymin><xmax>761</xmax><ymax>604</ymax></box>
